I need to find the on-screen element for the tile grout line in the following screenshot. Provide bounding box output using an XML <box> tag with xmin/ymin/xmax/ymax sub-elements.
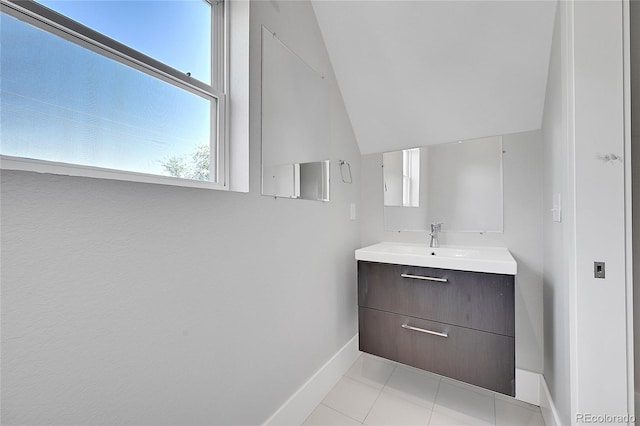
<box><xmin>310</xmin><ymin>373</ymin><xmax>350</xmax><ymax>423</ymax></box>
<box><xmin>312</xmin><ymin>356</ymin><xmax>371</xmax><ymax>425</ymax></box>
<box><xmin>319</xmin><ymin>379</ymin><xmax>378</xmax><ymax>425</ymax></box>
<box><xmin>309</xmin><ymin>375</ymin><xmax>363</xmax><ymax>425</ymax></box>
<box><xmin>320</xmin><ymin>401</ymin><xmax>362</xmax><ymax>424</ymax></box>
<box><xmin>318</xmin><ymin>356</ymin><xmax>398</xmax><ymax>425</ymax></box>
<box><xmin>360</xmin><ymin>362</ymin><xmax>398</xmax><ymax>425</ymax></box>
<box><xmin>317</xmin><ymin>402</ymin><xmax>362</xmax><ymax>425</ymax></box>
<box><xmin>426</xmin><ymin>376</ymin><xmax>442</xmax><ymax>426</ymax></box>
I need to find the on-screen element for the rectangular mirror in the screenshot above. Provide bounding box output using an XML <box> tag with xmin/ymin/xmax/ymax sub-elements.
<box><xmin>261</xmin><ymin>26</ymin><xmax>330</xmax><ymax>201</ymax></box>
<box><xmin>262</xmin><ymin>160</ymin><xmax>330</xmax><ymax>201</ymax></box>
<box><xmin>383</xmin><ymin>136</ymin><xmax>503</xmax><ymax>232</ymax></box>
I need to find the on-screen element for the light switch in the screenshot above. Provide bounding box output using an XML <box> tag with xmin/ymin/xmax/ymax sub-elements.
<box><xmin>350</xmin><ymin>203</ymin><xmax>357</xmax><ymax>221</ymax></box>
<box><xmin>594</xmin><ymin>261</ymin><xmax>605</xmax><ymax>279</ymax></box>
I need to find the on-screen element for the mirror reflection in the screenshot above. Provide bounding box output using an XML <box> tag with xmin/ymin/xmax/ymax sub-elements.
<box><xmin>262</xmin><ymin>160</ymin><xmax>330</xmax><ymax>201</ymax></box>
<box><xmin>383</xmin><ymin>136</ymin><xmax>503</xmax><ymax>232</ymax></box>
<box><xmin>383</xmin><ymin>148</ymin><xmax>421</xmax><ymax>207</ymax></box>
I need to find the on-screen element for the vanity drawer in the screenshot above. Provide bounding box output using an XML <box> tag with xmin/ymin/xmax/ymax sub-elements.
<box><xmin>358</xmin><ymin>307</ymin><xmax>515</xmax><ymax>396</ymax></box>
<box><xmin>358</xmin><ymin>261</ymin><xmax>515</xmax><ymax>336</ymax></box>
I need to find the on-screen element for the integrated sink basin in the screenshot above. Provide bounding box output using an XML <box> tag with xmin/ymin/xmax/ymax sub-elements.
<box><xmin>355</xmin><ymin>242</ymin><xmax>517</xmax><ymax>275</ymax></box>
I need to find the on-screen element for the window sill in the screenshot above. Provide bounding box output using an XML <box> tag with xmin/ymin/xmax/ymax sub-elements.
<box><xmin>0</xmin><ymin>155</ymin><xmax>227</xmax><ymax>190</ymax></box>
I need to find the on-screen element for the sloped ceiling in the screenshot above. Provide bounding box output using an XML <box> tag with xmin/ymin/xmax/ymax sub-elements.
<box><xmin>311</xmin><ymin>1</ymin><xmax>557</xmax><ymax>155</ymax></box>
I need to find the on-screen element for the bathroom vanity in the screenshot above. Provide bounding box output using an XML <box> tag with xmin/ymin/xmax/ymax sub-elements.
<box><xmin>355</xmin><ymin>242</ymin><xmax>517</xmax><ymax>396</ymax></box>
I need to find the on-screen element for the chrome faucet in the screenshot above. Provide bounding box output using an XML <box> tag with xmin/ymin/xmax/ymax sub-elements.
<box><xmin>429</xmin><ymin>223</ymin><xmax>443</xmax><ymax>248</ymax></box>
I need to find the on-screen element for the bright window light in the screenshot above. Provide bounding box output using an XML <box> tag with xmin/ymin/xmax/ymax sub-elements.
<box><xmin>0</xmin><ymin>0</ymin><xmax>227</xmax><ymax>187</ymax></box>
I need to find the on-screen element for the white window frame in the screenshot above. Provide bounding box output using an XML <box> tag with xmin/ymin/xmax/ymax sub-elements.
<box><xmin>402</xmin><ymin>148</ymin><xmax>420</xmax><ymax>207</ymax></box>
<box><xmin>0</xmin><ymin>0</ymin><xmax>230</xmax><ymax>190</ymax></box>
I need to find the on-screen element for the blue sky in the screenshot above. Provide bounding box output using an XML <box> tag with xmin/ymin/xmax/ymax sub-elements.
<box><xmin>38</xmin><ymin>0</ymin><xmax>212</xmax><ymax>82</ymax></box>
<box><xmin>0</xmin><ymin>1</ymin><xmax>213</xmax><ymax>177</ymax></box>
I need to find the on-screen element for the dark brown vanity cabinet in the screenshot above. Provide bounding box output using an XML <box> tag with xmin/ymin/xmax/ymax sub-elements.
<box><xmin>357</xmin><ymin>260</ymin><xmax>516</xmax><ymax>396</ymax></box>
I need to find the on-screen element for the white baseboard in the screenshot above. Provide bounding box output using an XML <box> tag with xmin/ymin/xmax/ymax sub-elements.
<box><xmin>539</xmin><ymin>374</ymin><xmax>563</xmax><ymax>426</ymax></box>
<box><xmin>263</xmin><ymin>334</ymin><xmax>361</xmax><ymax>426</ymax></box>
<box><xmin>516</xmin><ymin>368</ymin><xmax>541</xmax><ymax>406</ymax></box>
<box><xmin>516</xmin><ymin>369</ymin><xmax>562</xmax><ymax>425</ymax></box>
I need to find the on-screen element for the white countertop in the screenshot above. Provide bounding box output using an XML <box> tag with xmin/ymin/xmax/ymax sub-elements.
<box><xmin>355</xmin><ymin>242</ymin><xmax>517</xmax><ymax>275</ymax></box>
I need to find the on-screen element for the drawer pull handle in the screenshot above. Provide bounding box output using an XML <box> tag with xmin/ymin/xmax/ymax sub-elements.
<box><xmin>401</xmin><ymin>273</ymin><xmax>447</xmax><ymax>283</ymax></box>
<box><xmin>401</xmin><ymin>324</ymin><xmax>449</xmax><ymax>338</ymax></box>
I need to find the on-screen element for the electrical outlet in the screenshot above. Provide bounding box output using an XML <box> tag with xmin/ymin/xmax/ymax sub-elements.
<box><xmin>594</xmin><ymin>261</ymin><xmax>605</xmax><ymax>279</ymax></box>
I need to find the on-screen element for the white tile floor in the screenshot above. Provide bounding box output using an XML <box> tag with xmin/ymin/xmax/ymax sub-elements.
<box><xmin>304</xmin><ymin>354</ymin><xmax>545</xmax><ymax>426</ymax></box>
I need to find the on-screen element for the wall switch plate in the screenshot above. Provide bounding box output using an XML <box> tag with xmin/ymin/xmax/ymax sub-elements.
<box><xmin>350</xmin><ymin>203</ymin><xmax>357</xmax><ymax>221</ymax></box>
<box><xmin>594</xmin><ymin>261</ymin><xmax>605</xmax><ymax>279</ymax></box>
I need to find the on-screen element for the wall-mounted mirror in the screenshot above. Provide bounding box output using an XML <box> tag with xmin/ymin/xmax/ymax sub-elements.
<box><xmin>262</xmin><ymin>160</ymin><xmax>330</xmax><ymax>201</ymax></box>
<box><xmin>261</xmin><ymin>26</ymin><xmax>330</xmax><ymax>201</ymax></box>
<box><xmin>383</xmin><ymin>136</ymin><xmax>503</xmax><ymax>232</ymax></box>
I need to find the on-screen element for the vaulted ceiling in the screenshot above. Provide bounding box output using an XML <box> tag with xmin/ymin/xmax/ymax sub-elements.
<box><xmin>311</xmin><ymin>1</ymin><xmax>557</xmax><ymax>155</ymax></box>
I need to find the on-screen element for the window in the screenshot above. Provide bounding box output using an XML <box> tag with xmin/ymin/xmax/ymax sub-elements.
<box><xmin>0</xmin><ymin>0</ymin><xmax>228</xmax><ymax>189</ymax></box>
<box><xmin>402</xmin><ymin>148</ymin><xmax>420</xmax><ymax>207</ymax></box>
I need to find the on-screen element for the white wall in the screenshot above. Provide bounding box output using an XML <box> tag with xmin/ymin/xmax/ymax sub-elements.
<box><xmin>0</xmin><ymin>1</ymin><xmax>362</xmax><ymax>424</ymax></box>
<box><xmin>543</xmin><ymin>0</ymin><xmax>633</xmax><ymax>422</ymax></box>
<box><xmin>541</xmin><ymin>6</ymin><xmax>571</xmax><ymax>424</ymax></box>
<box><xmin>572</xmin><ymin>0</ymin><xmax>629</xmax><ymax>416</ymax></box>
<box><xmin>632</xmin><ymin>0</ymin><xmax>640</xmax><ymax>417</ymax></box>
<box><xmin>360</xmin><ymin>130</ymin><xmax>544</xmax><ymax>375</ymax></box>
